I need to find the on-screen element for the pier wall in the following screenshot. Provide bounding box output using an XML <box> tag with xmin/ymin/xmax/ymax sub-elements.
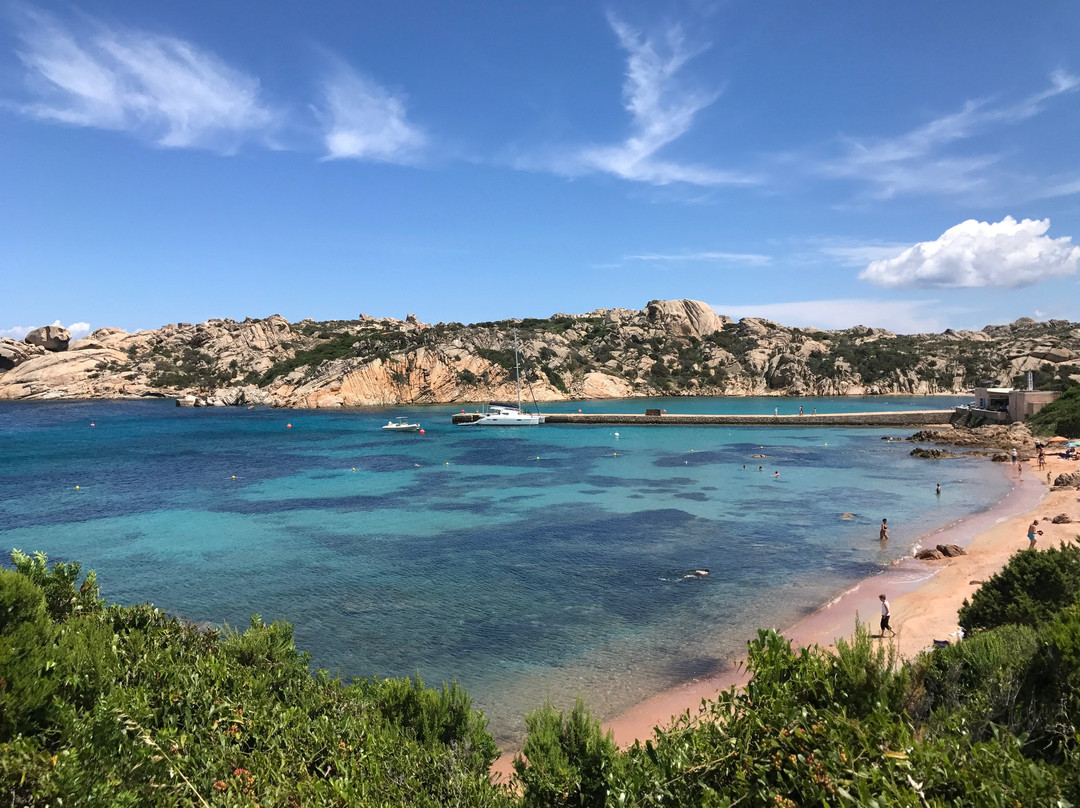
<box><xmin>452</xmin><ymin>410</ymin><xmax>955</xmax><ymax>426</ymax></box>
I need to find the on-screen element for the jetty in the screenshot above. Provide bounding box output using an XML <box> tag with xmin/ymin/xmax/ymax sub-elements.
<box><xmin>452</xmin><ymin>409</ymin><xmax>956</xmax><ymax>426</ymax></box>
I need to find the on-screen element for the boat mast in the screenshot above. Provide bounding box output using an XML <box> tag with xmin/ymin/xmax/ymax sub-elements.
<box><xmin>513</xmin><ymin>329</ymin><xmax>522</xmax><ymax>410</ymax></box>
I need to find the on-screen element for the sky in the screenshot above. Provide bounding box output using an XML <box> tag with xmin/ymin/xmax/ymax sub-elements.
<box><xmin>2</xmin><ymin>1</ymin><xmax>1080</xmax><ymax>339</ymax></box>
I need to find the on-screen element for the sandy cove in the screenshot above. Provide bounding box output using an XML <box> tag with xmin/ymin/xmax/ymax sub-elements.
<box><xmin>492</xmin><ymin>452</ymin><xmax>1080</xmax><ymax>780</ymax></box>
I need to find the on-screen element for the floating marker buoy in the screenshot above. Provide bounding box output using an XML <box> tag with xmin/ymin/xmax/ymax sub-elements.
<box><xmin>461</xmin><ymin>409</ymin><xmax>465</xmax><ymax>413</ymax></box>
<box><xmin>286</xmin><ymin>423</ymin><xmax>292</xmax><ymax>429</ymax></box>
<box><xmin>419</xmin><ymin>429</ymin><xmax>425</xmax><ymax>434</ymax></box>
<box><xmin>613</xmin><ymin>452</ymin><xmax>617</xmax><ymax>457</ymax></box>
<box><xmin>614</xmin><ymin>432</ymin><xmax>620</xmax><ymax>437</ymax></box>
<box><xmin>351</xmin><ymin>468</ymin><xmax>356</xmax><ymax>471</ymax></box>
<box><xmin>690</xmin><ymin>449</ymin><xmax>694</xmax><ymax>453</ymax></box>
<box><xmin>75</xmin><ymin>485</ymin><xmax>80</xmax><ymax>490</ymax></box>
<box><xmin>824</xmin><ymin>443</ymin><xmax>828</xmax><ymax>446</ymax></box>
<box><xmin>578</xmin><ymin>409</ymin><xmax>582</xmax><ymax>413</ymax></box>
<box><xmin>231</xmin><ymin>475</ymin><xmax>236</xmax><ymax>480</ymax></box>
<box><xmin>90</xmin><ymin>422</ymin><xmax>95</xmax><ymax>427</ymax></box>
<box><xmin>662</xmin><ymin>409</ymin><xmax>667</xmax><ymax>413</ymax></box>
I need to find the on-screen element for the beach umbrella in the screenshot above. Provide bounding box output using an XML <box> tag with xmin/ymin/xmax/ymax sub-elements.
<box><xmin>1065</xmin><ymin>441</ymin><xmax>1080</xmax><ymax>448</ymax></box>
<box><xmin>1047</xmin><ymin>436</ymin><xmax>1069</xmax><ymax>443</ymax></box>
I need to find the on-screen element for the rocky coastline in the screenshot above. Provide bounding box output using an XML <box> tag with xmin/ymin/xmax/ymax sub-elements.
<box><xmin>3</xmin><ymin>300</ymin><xmax>1079</xmax><ymax>409</ymax></box>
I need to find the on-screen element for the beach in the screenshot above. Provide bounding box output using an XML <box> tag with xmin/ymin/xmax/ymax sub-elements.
<box><xmin>493</xmin><ymin>449</ymin><xmax>1079</xmax><ymax>778</ymax></box>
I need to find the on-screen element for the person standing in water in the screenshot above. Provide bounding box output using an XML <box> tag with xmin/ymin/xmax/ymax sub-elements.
<box><xmin>879</xmin><ymin>518</ymin><xmax>889</xmax><ymax>541</ymax></box>
<box><xmin>936</xmin><ymin>483</ymin><xmax>941</xmax><ymax>495</ymax></box>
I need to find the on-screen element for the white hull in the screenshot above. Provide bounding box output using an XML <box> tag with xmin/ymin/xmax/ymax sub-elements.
<box><xmin>382</xmin><ymin>420</ymin><xmax>420</xmax><ymax>432</ymax></box>
<box><xmin>472</xmin><ymin>413</ymin><xmax>543</xmax><ymax>426</ymax></box>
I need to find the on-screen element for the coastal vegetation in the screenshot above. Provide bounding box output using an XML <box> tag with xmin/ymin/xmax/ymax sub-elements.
<box><xmin>1029</xmin><ymin>386</ymin><xmax>1080</xmax><ymax>438</ymax></box>
<box><xmin>3</xmin><ymin>546</ymin><xmax>1080</xmax><ymax>806</ymax></box>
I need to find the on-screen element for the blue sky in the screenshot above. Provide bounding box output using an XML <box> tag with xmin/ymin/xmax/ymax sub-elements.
<box><xmin>3</xmin><ymin>1</ymin><xmax>1080</xmax><ymax>338</ymax></box>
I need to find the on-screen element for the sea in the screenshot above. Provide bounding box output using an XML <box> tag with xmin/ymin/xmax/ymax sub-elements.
<box><xmin>0</xmin><ymin>395</ymin><xmax>1012</xmax><ymax>746</ymax></box>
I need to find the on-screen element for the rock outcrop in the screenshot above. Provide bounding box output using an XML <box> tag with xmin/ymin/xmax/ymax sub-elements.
<box><xmin>24</xmin><ymin>325</ymin><xmax>71</xmax><ymax>352</ymax></box>
<box><xmin>0</xmin><ymin>339</ymin><xmax>46</xmax><ymax>370</ymax></box>
<box><xmin>2</xmin><ymin>303</ymin><xmax>1079</xmax><ymax>409</ymax></box>
<box><xmin>908</xmin><ymin>424</ymin><xmax>1038</xmax><ymax>455</ymax></box>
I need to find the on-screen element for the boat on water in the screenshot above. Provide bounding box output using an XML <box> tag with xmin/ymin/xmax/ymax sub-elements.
<box><xmin>382</xmin><ymin>417</ymin><xmax>421</xmax><ymax>432</ymax></box>
<box><xmin>465</xmin><ymin>331</ymin><xmax>544</xmax><ymax>426</ymax></box>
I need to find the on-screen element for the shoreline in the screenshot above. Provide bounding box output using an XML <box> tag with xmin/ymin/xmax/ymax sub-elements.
<box><xmin>492</xmin><ymin>452</ymin><xmax>1078</xmax><ymax>779</ymax></box>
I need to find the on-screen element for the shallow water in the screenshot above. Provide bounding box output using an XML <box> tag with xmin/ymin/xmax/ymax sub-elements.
<box><xmin>0</xmin><ymin>396</ymin><xmax>1004</xmax><ymax>745</ymax></box>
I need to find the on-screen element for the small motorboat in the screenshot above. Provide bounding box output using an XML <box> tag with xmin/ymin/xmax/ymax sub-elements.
<box><xmin>382</xmin><ymin>417</ymin><xmax>420</xmax><ymax>433</ymax></box>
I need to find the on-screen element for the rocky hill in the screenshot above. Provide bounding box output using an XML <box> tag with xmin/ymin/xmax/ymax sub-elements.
<box><xmin>2</xmin><ymin>300</ymin><xmax>1079</xmax><ymax>408</ymax></box>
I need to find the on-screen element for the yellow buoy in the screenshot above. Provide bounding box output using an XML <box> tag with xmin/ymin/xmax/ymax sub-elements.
<box><xmin>231</xmin><ymin>475</ymin><xmax>236</xmax><ymax>480</ymax></box>
<box><xmin>75</xmin><ymin>485</ymin><xmax>80</xmax><ymax>490</ymax></box>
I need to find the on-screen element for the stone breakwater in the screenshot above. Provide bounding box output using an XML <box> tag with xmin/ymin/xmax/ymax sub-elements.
<box><xmin>452</xmin><ymin>410</ymin><xmax>955</xmax><ymax>426</ymax></box>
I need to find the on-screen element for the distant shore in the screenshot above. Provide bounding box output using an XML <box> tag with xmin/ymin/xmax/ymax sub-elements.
<box><xmin>492</xmin><ymin>448</ymin><xmax>1077</xmax><ymax>780</ymax></box>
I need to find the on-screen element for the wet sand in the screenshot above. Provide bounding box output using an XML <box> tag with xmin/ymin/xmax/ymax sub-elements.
<box><xmin>492</xmin><ymin>452</ymin><xmax>1080</xmax><ymax>780</ymax></box>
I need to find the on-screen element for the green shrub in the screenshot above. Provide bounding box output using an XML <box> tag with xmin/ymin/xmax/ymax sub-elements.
<box><xmin>366</xmin><ymin>676</ymin><xmax>498</xmax><ymax>770</ymax></box>
<box><xmin>1029</xmin><ymin>386</ymin><xmax>1080</xmax><ymax>437</ymax></box>
<box><xmin>913</xmin><ymin>623</ymin><xmax>1039</xmax><ymax>745</ymax></box>
<box><xmin>514</xmin><ymin>699</ymin><xmax>619</xmax><ymax>808</ymax></box>
<box><xmin>959</xmin><ymin>542</ymin><xmax>1080</xmax><ymax>632</ymax></box>
<box><xmin>10</xmin><ymin>549</ymin><xmax>102</xmax><ymax>622</ymax></box>
<box><xmin>0</xmin><ymin>570</ymin><xmax>57</xmax><ymax>740</ymax></box>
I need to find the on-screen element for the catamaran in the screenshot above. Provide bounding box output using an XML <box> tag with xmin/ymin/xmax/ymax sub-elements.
<box><xmin>467</xmin><ymin>331</ymin><xmax>544</xmax><ymax>426</ymax></box>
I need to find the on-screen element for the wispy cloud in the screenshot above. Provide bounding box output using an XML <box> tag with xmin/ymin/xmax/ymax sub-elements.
<box><xmin>713</xmin><ymin>299</ymin><xmax>944</xmax><ymax>333</ymax></box>
<box><xmin>535</xmin><ymin>15</ymin><xmax>757</xmax><ymax>187</ymax></box>
<box><xmin>625</xmin><ymin>251</ymin><xmax>771</xmax><ymax>265</ymax></box>
<box><xmin>10</xmin><ymin>8</ymin><xmax>278</xmax><ymax>151</ymax></box>
<box><xmin>818</xmin><ymin>71</ymin><xmax>1079</xmax><ymax>199</ymax></box>
<box><xmin>859</xmin><ymin>216</ymin><xmax>1080</xmax><ymax>289</ymax></box>
<box><xmin>817</xmin><ymin>242</ymin><xmax>909</xmax><ymax>267</ymax></box>
<box><xmin>315</xmin><ymin>58</ymin><xmax>426</xmax><ymax>163</ymax></box>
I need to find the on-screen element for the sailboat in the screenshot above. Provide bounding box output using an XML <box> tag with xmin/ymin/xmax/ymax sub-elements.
<box><xmin>469</xmin><ymin>330</ymin><xmax>544</xmax><ymax>426</ymax></box>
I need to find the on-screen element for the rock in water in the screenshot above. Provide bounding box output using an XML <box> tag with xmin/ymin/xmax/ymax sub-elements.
<box><xmin>24</xmin><ymin>325</ymin><xmax>71</xmax><ymax>352</ymax></box>
<box><xmin>936</xmin><ymin>544</ymin><xmax>967</xmax><ymax>557</ymax></box>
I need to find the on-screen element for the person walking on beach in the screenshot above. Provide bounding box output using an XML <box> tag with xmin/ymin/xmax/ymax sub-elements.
<box><xmin>879</xmin><ymin>518</ymin><xmax>889</xmax><ymax>542</ymax></box>
<box><xmin>879</xmin><ymin>594</ymin><xmax>894</xmax><ymax>636</ymax></box>
<box><xmin>1011</xmin><ymin>447</ymin><xmax>1018</xmax><ymax>465</ymax></box>
<box><xmin>1027</xmin><ymin>519</ymin><xmax>1040</xmax><ymax>549</ymax></box>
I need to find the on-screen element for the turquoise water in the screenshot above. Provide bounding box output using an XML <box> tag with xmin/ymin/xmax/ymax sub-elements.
<box><xmin>0</xmin><ymin>396</ymin><xmax>1006</xmax><ymax>745</ymax></box>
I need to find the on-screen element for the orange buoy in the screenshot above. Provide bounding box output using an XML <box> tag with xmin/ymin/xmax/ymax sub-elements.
<box><xmin>419</xmin><ymin>429</ymin><xmax>425</xmax><ymax>434</ymax></box>
<box><xmin>286</xmin><ymin>423</ymin><xmax>292</xmax><ymax>429</ymax></box>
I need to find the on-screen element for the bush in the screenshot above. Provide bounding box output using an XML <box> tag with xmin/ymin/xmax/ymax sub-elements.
<box><xmin>514</xmin><ymin>699</ymin><xmax>619</xmax><ymax>808</ymax></box>
<box><xmin>1029</xmin><ymin>386</ymin><xmax>1080</xmax><ymax>437</ymax></box>
<box><xmin>10</xmin><ymin>549</ymin><xmax>102</xmax><ymax>622</ymax></box>
<box><xmin>959</xmin><ymin>542</ymin><xmax>1080</xmax><ymax>632</ymax></box>
<box><xmin>913</xmin><ymin>623</ymin><xmax>1039</xmax><ymax>741</ymax></box>
<box><xmin>0</xmin><ymin>570</ymin><xmax>57</xmax><ymax>740</ymax></box>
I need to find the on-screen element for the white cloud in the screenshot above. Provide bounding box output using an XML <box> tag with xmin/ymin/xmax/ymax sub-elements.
<box><xmin>316</xmin><ymin>60</ymin><xmax>426</xmax><ymax>163</ymax></box>
<box><xmin>11</xmin><ymin>8</ymin><xmax>277</xmax><ymax>151</ymax></box>
<box><xmin>820</xmin><ymin>72</ymin><xmax>1079</xmax><ymax>199</ymax></box>
<box><xmin>713</xmin><ymin>299</ymin><xmax>944</xmax><ymax>334</ymax></box>
<box><xmin>625</xmin><ymin>251</ymin><xmax>771</xmax><ymax>265</ymax></box>
<box><xmin>0</xmin><ymin>320</ymin><xmax>90</xmax><ymax>340</ymax></box>
<box><xmin>859</xmin><ymin>216</ymin><xmax>1080</xmax><ymax>289</ymax></box>
<box><xmin>542</xmin><ymin>15</ymin><xmax>756</xmax><ymax>187</ymax></box>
